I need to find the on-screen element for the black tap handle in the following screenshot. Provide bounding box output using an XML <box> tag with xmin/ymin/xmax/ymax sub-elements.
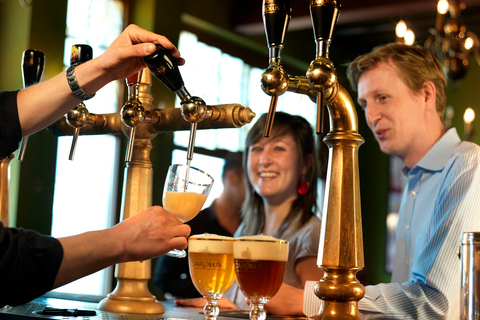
<box><xmin>144</xmin><ymin>44</ymin><xmax>185</xmax><ymax>92</ymax></box>
<box><xmin>70</xmin><ymin>44</ymin><xmax>93</xmax><ymax>66</ymax></box>
<box><xmin>310</xmin><ymin>0</ymin><xmax>341</xmax><ymax>43</ymax></box>
<box><xmin>263</xmin><ymin>0</ymin><xmax>291</xmax><ymax>49</ymax></box>
<box><xmin>21</xmin><ymin>50</ymin><xmax>45</xmax><ymax>87</ymax></box>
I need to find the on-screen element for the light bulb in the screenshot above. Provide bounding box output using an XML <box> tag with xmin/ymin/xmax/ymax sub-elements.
<box><xmin>464</xmin><ymin>107</ymin><xmax>475</xmax><ymax>124</ymax></box>
<box><xmin>396</xmin><ymin>20</ymin><xmax>407</xmax><ymax>38</ymax></box>
<box><xmin>404</xmin><ymin>29</ymin><xmax>415</xmax><ymax>45</ymax></box>
<box><xmin>437</xmin><ymin>0</ymin><xmax>449</xmax><ymax>15</ymax></box>
<box><xmin>464</xmin><ymin>37</ymin><xmax>474</xmax><ymax>50</ymax></box>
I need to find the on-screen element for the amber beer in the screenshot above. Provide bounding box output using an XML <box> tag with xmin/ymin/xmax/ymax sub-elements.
<box><xmin>188</xmin><ymin>234</ymin><xmax>236</xmax><ymax>297</ymax></box>
<box><xmin>234</xmin><ymin>235</ymin><xmax>289</xmax><ymax>300</ymax></box>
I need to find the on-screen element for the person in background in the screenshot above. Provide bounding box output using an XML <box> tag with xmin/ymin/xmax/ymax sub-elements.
<box><xmin>176</xmin><ymin>112</ymin><xmax>324</xmax><ymax>312</ymax></box>
<box><xmin>154</xmin><ymin>151</ymin><xmax>245</xmax><ymax>299</ymax></box>
<box><xmin>0</xmin><ymin>24</ymin><xmax>189</xmax><ymax>307</ymax></box>
<box><xmin>263</xmin><ymin>43</ymin><xmax>480</xmax><ymax>319</ymax></box>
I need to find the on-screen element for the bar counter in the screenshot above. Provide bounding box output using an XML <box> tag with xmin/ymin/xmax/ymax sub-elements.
<box><xmin>0</xmin><ymin>292</ymin><xmax>305</xmax><ymax>320</ymax></box>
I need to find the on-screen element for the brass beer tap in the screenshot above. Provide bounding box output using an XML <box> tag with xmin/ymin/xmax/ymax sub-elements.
<box><xmin>65</xmin><ymin>45</ymin><xmax>105</xmax><ymax>160</ymax></box>
<box><xmin>261</xmin><ymin>0</ymin><xmax>291</xmax><ymax>137</ymax></box>
<box><xmin>261</xmin><ymin>1</ymin><xmax>365</xmax><ymax>319</ymax></box>
<box><xmin>17</xmin><ymin>50</ymin><xmax>45</xmax><ymax>161</ymax></box>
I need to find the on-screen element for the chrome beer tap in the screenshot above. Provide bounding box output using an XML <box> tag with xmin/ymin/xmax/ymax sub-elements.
<box><xmin>261</xmin><ymin>0</ymin><xmax>291</xmax><ymax>137</ymax></box>
<box><xmin>144</xmin><ymin>44</ymin><xmax>208</xmax><ymax>166</ymax></box>
<box><xmin>121</xmin><ymin>70</ymin><xmax>159</xmax><ymax>162</ymax></box>
<box><xmin>65</xmin><ymin>45</ymin><xmax>104</xmax><ymax>160</ymax></box>
<box><xmin>17</xmin><ymin>50</ymin><xmax>45</xmax><ymax>161</ymax></box>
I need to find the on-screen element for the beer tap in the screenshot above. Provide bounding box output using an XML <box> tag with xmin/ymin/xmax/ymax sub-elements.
<box><xmin>17</xmin><ymin>50</ymin><xmax>45</xmax><ymax>161</ymax></box>
<box><xmin>306</xmin><ymin>0</ymin><xmax>341</xmax><ymax>134</ymax></box>
<box><xmin>65</xmin><ymin>45</ymin><xmax>103</xmax><ymax>160</ymax></box>
<box><xmin>260</xmin><ymin>0</ymin><xmax>291</xmax><ymax>137</ymax></box>
<box><xmin>144</xmin><ymin>44</ymin><xmax>208</xmax><ymax>166</ymax></box>
<box><xmin>121</xmin><ymin>70</ymin><xmax>159</xmax><ymax>162</ymax></box>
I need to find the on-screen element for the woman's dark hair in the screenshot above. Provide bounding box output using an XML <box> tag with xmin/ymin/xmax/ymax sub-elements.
<box><xmin>241</xmin><ymin>112</ymin><xmax>320</xmax><ymax>238</ymax></box>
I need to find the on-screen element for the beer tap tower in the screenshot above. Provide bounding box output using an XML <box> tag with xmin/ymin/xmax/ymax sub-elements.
<box><xmin>48</xmin><ymin>46</ymin><xmax>255</xmax><ymax>313</ymax></box>
<box><xmin>261</xmin><ymin>1</ymin><xmax>365</xmax><ymax>319</ymax></box>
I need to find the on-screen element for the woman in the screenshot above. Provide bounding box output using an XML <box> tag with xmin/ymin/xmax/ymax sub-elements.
<box><xmin>177</xmin><ymin>112</ymin><xmax>323</xmax><ymax>314</ymax></box>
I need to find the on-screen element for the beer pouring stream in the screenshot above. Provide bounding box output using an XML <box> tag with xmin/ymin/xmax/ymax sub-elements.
<box><xmin>18</xmin><ymin>50</ymin><xmax>45</xmax><ymax>161</ymax></box>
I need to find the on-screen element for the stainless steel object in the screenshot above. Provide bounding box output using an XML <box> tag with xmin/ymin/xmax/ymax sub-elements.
<box><xmin>460</xmin><ymin>232</ymin><xmax>480</xmax><ymax>320</ymax></box>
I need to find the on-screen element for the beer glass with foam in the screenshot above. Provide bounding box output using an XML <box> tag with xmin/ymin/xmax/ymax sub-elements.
<box><xmin>234</xmin><ymin>235</ymin><xmax>289</xmax><ymax>320</ymax></box>
<box><xmin>163</xmin><ymin>164</ymin><xmax>214</xmax><ymax>257</ymax></box>
<box><xmin>188</xmin><ymin>234</ymin><xmax>236</xmax><ymax>320</ymax></box>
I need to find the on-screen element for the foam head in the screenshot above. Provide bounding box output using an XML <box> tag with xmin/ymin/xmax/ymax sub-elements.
<box><xmin>189</xmin><ymin>233</ymin><xmax>234</xmax><ymax>254</ymax></box>
<box><xmin>233</xmin><ymin>235</ymin><xmax>289</xmax><ymax>261</ymax></box>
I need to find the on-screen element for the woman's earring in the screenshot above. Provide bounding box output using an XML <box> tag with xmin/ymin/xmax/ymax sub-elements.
<box><xmin>297</xmin><ymin>178</ymin><xmax>310</xmax><ymax>195</ymax></box>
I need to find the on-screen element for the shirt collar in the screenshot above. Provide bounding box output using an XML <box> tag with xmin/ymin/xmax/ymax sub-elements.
<box><xmin>402</xmin><ymin>127</ymin><xmax>461</xmax><ymax>175</ymax></box>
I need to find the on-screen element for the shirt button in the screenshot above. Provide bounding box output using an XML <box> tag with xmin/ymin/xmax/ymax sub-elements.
<box><xmin>405</xmin><ymin>260</ymin><xmax>409</xmax><ymax>265</ymax></box>
<box><xmin>406</xmin><ymin>225</ymin><xmax>410</xmax><ymax>230</ymax></box>
<box><xmin>410</xmin><ymin>191</ymin><xmax>416</xmax><ymax>196</ymax></box>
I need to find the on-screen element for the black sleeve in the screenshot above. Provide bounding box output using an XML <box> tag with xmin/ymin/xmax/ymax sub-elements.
<box><xmin>0</xmin><ymin>222</ymin><xmax>64</xmax><ymax>307</ymax></box>
<box><xmin>0</xmin><ymin>91</ymin><xmax>22</xmax><ymax>160</ymax></box>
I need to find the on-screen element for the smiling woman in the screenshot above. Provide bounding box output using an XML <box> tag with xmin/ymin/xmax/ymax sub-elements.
<box><xmin>220</xmin><ymin>111</ymin><xmax>324</xmax><ymax>311</ymax></box>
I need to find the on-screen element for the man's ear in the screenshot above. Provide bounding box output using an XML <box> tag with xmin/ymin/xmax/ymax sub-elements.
<box><xmin>422</xmin><ymin>80</ymin><xmax>437</xmax><ymax>107</ymax></box>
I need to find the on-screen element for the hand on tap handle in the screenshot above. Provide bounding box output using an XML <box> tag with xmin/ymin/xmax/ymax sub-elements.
<box><xmin>65</xmin><ymin>44</ymin><xmax>94</xmax><ymax>160</ymax></box>
<box><xmin>17</xmin><ymin>50</ymin><xmax>45</xmax><ymax>161</ymax></box>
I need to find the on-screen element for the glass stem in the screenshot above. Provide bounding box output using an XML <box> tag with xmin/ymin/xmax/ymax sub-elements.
<box><xmin>204</xmin><ymin>296</ymin><xmax>220</xmax><ymax>320</ymax></box>
<box><xmin>250</xmin><ymin>302</ymin><xmax>267</xmax><ymax>320</ymax></box>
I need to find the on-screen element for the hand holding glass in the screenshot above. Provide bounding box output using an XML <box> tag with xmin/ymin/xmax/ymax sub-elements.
<box><xmin>163</xmin><ymin>164</ymin><xmax>213</xmax><ymax>258</ymax></box>
<box><xmin>188</xmin><ymin>234</ymin><xmax>236</xmax><ymax>320</ymax></box>
<box><xmin>234</xmin><ymin>235</ymin><xmax>289</xmax><ymax>320</ymax></box>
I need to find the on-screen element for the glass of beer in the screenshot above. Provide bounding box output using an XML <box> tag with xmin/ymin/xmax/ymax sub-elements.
<box><xmin>188</xmin><ymin>234</ymin><xmax>236</xmax><ymax>320</ymax></box>
<box><xmin>163</xmin><ymin>164</ymin><xmax>214</xmax><ymax>258</ymax></box>
<box><xmin>234</xmin><ymin>235</ymin><xmax>289</xmax><ymax>320</ymax></box>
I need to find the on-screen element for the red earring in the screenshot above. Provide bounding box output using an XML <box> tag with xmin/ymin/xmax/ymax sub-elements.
<box><xmin>297</xmin><ymin>179</ymin><xmax>310</xmax><ymax>195</ymax></box>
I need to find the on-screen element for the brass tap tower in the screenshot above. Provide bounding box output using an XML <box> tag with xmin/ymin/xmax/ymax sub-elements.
<box><xmin>261</xmin><ymin>1</ymin><xmax>365</xmax><ymax>319</ymax></box>
<box><xmin>48</xmin><ymin>46</ymin><xmax>255</xmax><ymax>313</ymax></box>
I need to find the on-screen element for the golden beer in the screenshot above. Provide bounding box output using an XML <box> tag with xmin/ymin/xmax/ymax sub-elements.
<box><xmin>188</xmin><ymin>234</ymin><xmax>236</xmax><ymax>298</ymax></box>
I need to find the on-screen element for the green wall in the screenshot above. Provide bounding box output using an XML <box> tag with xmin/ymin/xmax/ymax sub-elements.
<box><xmin>2</xmin><ymin>0</ymin><xmax>479</xmax><ymax>289</ymax></box>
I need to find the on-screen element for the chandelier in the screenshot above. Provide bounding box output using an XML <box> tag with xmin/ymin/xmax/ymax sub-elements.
<box><xmin>397</xmin><ymin>0</ymin><xmax>480</xmax><ymax>81</ymax></box>
<box><xmin>425</xmin><ymin>0</ymin><xmax>480</xmax><ymax>81</ymax></box>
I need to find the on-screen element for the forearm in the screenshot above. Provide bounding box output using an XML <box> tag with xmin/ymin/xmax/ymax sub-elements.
<box><xmin>54</xmin><ymin>227</ymin><xmax>123</xmax><ymax>288</ymax></box>
<box><xmin>16</xmin><ymin>60</ymin><xmax>110</xmax><ymax>137</ymax></box>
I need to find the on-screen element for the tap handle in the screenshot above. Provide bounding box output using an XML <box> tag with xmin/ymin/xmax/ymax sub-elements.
<box><xmin>263</xmin><ymin>0</ymin><xmax>291</xmax><ymax>58</ymax></box>
<box><xmin>144</xmin><ymin>44</ymin><xmax>189</xmax><ymax>97</ymax></box>
<box><xmin>70</xmin><ymin>44</ymin><xmax>93</xmax><ymax>66</ymax></box>
<box><xmin>22</xmin><ymin>49</ymin><xmax>45</xmax><ymax>87</ymax></box>
<box><xmin>310</xmin><ymin>0</ymin><xmax>341</xmax><ymax>57</ymax></box>
<box><xmin>18</xmin><ymin>49</ymin><xmax>45</xmax><ymax>161</ymax></box>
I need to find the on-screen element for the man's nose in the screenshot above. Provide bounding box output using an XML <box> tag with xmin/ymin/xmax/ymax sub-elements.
<box><xmin>365</xmin><ymin>104</ymin><xmax>381</xmax><ymax>127</ymax></box>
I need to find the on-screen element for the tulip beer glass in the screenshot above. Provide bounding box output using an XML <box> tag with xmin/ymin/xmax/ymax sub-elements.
<box><xmin>188</xmin><ymin>234</ymin><xmax>236</xmax><ymax>320</ymax></box>
<box><xmin>234</xmin><ymin>235</ymin><xmax>289</xmax><ymax>320</ymax></box>
<box><xmin>163</xmin><ymin>164</ymin><xmax>214</xmax><ymax>257</ymax></box>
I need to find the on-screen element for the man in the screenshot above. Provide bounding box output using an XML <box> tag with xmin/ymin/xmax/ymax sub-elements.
<box><xmin>154</xmin><ymin>151</ymin><xmax>244</xmax><ymax>298</ymax></box>
<box><xmin>0</xmin><ymin>24</ymin><xmax>190</xmax><ymax>307</ymax></box>
<box><xmin>262</xmin><ymin>43</ymin><xmax>480</xmax><ymax>319</ymax></box>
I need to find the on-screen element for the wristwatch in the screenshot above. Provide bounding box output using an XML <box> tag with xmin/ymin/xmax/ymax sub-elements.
<box><xmin>66</xmin><ymin>64</ymin><xmax>95</xmax><ymax>100</ymax></box>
